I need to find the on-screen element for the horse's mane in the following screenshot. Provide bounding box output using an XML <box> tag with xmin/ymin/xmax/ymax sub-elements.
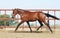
<box><xmin>18</xmin><ymin>9</ymin><xmax>29</xmax><ymax>12</ymax></box>
<box><xmin>14</xmin><ymin>8</ymin><xmax>44</xmax><ymax>13</ymax></box>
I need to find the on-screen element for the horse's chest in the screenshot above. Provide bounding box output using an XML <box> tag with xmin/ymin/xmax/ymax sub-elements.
<box><xmin>21</xmin><ymin>15</ymin><xmax>28</xmax><ymax>20</ymax></box>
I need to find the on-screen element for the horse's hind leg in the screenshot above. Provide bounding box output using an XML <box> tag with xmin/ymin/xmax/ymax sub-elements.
<box><xmin>44</xmin><ymin>22</ymin><xmax>53</xmax><ymax>33</ymax></box>
<box><xmin>26</xmin><ymin>21</ymin><xmax>32</xmax><ymax>32</ymax></box>
<box><xmin>14</xmin><ymin>21</ymin><xmax>24</xmax><ymax>32</ymax></box>
<box><xmin>37</xmin><ymin>20</ymin><xmax>43</xmax><ymax>31</ymax></box>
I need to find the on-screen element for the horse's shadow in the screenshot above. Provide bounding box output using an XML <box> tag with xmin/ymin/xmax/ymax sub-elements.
<box><xmin>8</xmin><ymin>31</ymin><xmax>49</xmax><ymax>33</ymax></box>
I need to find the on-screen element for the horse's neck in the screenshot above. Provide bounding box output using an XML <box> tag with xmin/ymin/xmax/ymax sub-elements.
<box><xmin>19</xmin><ymin>10</ymin><xmax>29</xmax><ymax>14</ymax></box>
<box><xmin>19</xmin><ymin>12</ymin><xmax>23</xmax><ymax>16</ymax></box>
<box><xmin>20</xmin><ymin>9</ymin><xmax>29</xmax><ymax>12</ymax></box>
<box><xmin>19</xmin><ymin>11</ymin><xmax>25</xmax><ymax>17</ymax></box>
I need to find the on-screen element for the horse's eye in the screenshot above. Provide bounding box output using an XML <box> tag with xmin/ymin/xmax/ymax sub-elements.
<box><xmin>13</xmin><ymin>12</ymin><xmax>14</xmax><ymax>14</ymax></box>
<box><xmin>13</xmin><ymin>11</ymin><xmax>14</xmax><ymax>14</ymax></box>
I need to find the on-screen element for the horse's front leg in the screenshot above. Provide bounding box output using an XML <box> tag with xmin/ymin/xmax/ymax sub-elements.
<box><xmin>14</xmin><ymin>21</ymin><xmax>24</xmax><ymax>32</ymax></box>
<box><xmin>26</xmin><ymin>21</ymin><xmax>32</xmax><ymax>32</ymax></box>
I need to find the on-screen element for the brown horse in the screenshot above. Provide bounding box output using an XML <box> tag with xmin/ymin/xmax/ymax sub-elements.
<box><xmin>12</xmin><ymin>8</ymin><xmax>59</xmax><ymax>33</ymax></box>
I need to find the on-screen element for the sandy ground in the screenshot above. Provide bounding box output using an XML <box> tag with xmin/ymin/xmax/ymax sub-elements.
<box><xmin>0</xmin><ymin>28</ymin><xmax>60</xmax><ymax>38</ymax></box>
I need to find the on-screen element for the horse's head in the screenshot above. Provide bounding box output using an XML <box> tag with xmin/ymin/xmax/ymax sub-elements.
<box><xmin>12</xmin><ymin>9</ymin><xmax>20</xmax><ymax>18</ymax></box>
<box><xmin>12</xmin><ymin>8</ymin><xmax>25</xmax><ymax>18</ymax></box>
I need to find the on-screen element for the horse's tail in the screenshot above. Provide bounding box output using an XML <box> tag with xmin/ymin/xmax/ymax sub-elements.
<box><xmin>44</xmin><ymin>13</ymin><xmax>59</xmax><ymax>20</ymax></box>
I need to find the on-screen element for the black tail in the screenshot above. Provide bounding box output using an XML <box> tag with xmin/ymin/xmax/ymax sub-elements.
<box><xmin>44</xmin><ymin>13</ymin><xmax>59</xmax><ymax>20</ymax></box>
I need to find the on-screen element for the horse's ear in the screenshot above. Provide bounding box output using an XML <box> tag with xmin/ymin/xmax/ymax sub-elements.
<box><xmin>13</xmin><ymin>8</ymin><xmax>16</xmax><ymax>11</ymax></box>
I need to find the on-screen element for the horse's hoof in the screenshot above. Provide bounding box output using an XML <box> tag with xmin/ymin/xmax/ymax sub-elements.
<box><xmin>30</xmin><ymin>30</ymin><xmax>32</xmax><ymax>32</ymax></box>
<box><xmin>14</xmin><ymin>30</ymin><xmax>16</xmax><ymax>32</ymax></box>
<box><xmin>14</xmin><ymin>31</ymin><xmax>16</xmax><ymax>32</ymax></box>
<box><xmin>51</xmin><ymin>32</ymin><xmax>53</xmax><ymax>34</ymax></box>
<box><xmin>40</xmin><ymin>31</ymin><xmax>42</xmax><ymax>32</ymax></box>
<box><xmin>30</xmin><ymin>31</ymin><xmax>32</xmax><ymax>32</ymax></box>
<box><xmin>36</xmin><ymin>30</ymin><xmax>38</xmax><ymax>32</ymax></box>
<box><xmin>36</xmin><ymin>29</ymin><xmax>38</xmax><ymax>32</ymax></box>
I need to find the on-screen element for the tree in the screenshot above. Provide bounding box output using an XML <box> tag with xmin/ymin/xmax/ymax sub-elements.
<box><xmin>0</xmin><ymin>14</ymin><xmax>18</xmax><ymax>26</ymax></box>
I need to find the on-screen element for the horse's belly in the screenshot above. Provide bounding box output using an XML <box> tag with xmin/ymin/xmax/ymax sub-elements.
<box><xmin>21</xmin><ymin>17</ymin><xmax>28</xmax><ymax>21</ymax></box>
<box><xmin>28</xmin><ymin>15</ymin><xmax>38</xmax><ymax>20</ymax></box>
<box><xmin>23</xmin><ymin>17</ymin><xmax>38</xmax><ymax>21</ymax></box>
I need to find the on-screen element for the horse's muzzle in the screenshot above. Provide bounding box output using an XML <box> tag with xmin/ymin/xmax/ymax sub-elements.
<box><xmin>12</xmin><ymin>16</ymin><xmax>14</xmax><ymax>18</ymax></box>
<box><xmin>11</xmin><ymin>16</ymin><xmax>14</xmax><ymax>21</ymax></box>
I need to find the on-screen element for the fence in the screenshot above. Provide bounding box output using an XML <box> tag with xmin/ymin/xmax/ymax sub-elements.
<box><xmin>0</xmin><ymin>9</ymin><xmax>60</xmax><ymax>31</ymax></box>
